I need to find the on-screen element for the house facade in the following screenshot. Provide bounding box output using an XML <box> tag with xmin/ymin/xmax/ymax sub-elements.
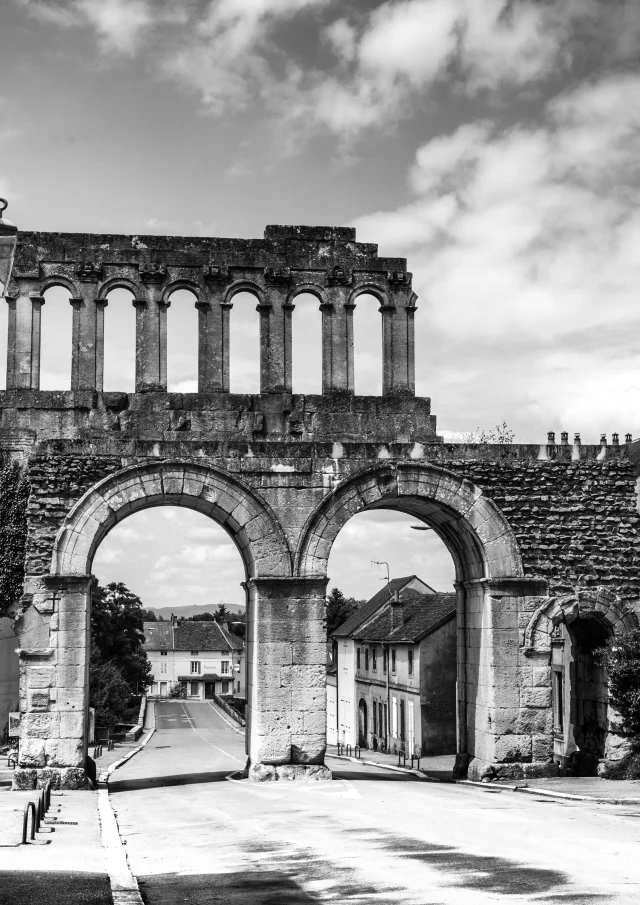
<box><xmin>144</xmin><ymin>617</ymin><xmax>245</xmax><ymax>701</ymax></box>
<box><xmin>331</xmin><ymin>577</ymin><xmax>457</xmax><ymax>756</ymax></box>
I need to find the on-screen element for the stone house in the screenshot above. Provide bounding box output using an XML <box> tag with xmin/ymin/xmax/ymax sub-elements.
<box><xmin>331</xmin><ymin>576</ymin><xmax>457</xmax><ymax>754</ymax></box>
<box><xmin>352</xmin><ymin>592</ymin><xmax>457</xmax><ymax>756</ymax></box>
<box><xmin>144</xmin><ymin>617</ymin><xmax>245</xmax><ymax>701</ymax></box>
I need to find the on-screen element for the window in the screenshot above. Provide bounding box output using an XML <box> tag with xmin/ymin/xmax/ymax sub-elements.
<box><xmin>372</xmin><ymin>648</ymin><xmax>377</xmax><ymax>671</ymax></box>
<box><xmin>408</xmin><ymin>650</ymin><xmax>413</xmax><ymax>676</ymax></box>
<box><xmin>237</xmin><ymin>681</ymin><xmax>240</xmax><ymax>693</ymax></box>
<box><xmin>221</xmin><ymin>661</ymin><xmax>229</xmax><ymax>674</ymax></box>
<box><xmin>380</xmin><ymin>703</ymin><xmax>386</xmax><ymax>739</ymax></box>
<box><xmin>365</xmin><ymin>649</ymin><xmax>369</xmax><ymax>671</ymax></box>
<box><xmin>373</xmin><ymin>702</ymin><xmax>377</xmax><ymax>735</ymax></box>
<box><xmin>383</xmin><ymin>649</ymin><xmax>387</xmax><ymax>674</ymax></box>
<box><xmin>190</xmin><ymin>650</ymin><xmax>200</xmax><ymax>655</ymax></box>
<box><xmin>160</xmin><ymin>650</ymin><xmax>167</xmax><ymax>656</ymax></box>
<box><xmin>357</xmin><ymin>648</ymin><xmax>361</xmax><ymax>669</ymax></box>
<box><xmin>160</xmin><ymin>661</ymin><xmax>167</xmax><ymax>675</ymax></box>
<box><xmin>391</xmin><ymin>648</ymin><xmax>396</xmax><ymax>674</ymax></box>
<box><xmin>553</xmin><ymin>669</ymin><xmax>564</xmax><ymax>733</ymax></box>
<box><xmin>221</xmin><ymin>680</ymin><xmax>230</xmax><ymax>694</ymax></box>
<box><xmin>190</xmin><ymin>681</ymin><xmax>199</xmax><ymax>696</ymax></box>
<box><xmin>190</xmin><ymin>661</ymin><xmax>201</xmax><ymax>674</ymax></box>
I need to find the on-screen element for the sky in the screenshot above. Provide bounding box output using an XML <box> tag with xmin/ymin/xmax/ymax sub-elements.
<box><xmin>2</xmin><ymin>0</ymin><xmax>640</xmax><ymax>609</ymax></box>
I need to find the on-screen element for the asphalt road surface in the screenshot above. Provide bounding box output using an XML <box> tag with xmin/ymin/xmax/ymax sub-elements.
<box><xmin>109</xmin><ymin>701</ymin><xmax>640</xmax><ymax>904</ymax></box>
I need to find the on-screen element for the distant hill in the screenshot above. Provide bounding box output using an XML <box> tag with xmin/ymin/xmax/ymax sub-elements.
<box><xmin>149</xmin><ymin>603</ymin><xmax>246</xmax><ymax>621</ymax></box>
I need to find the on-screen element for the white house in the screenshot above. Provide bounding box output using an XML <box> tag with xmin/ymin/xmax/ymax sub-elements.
<box><xmin>331</xmin><ymin>576</ymin><xmax>434</xmax><ymax>747</ymax></box>
<box><xmin>144</xmin><ymin>617</ymin><xmax>245</xmax><ymax>701</ymax></box>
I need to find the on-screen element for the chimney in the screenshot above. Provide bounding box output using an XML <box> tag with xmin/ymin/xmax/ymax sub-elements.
<box><xmin>171</xmin><ymin>613</ymin><xmax>178</xmax><ymax>627</ymax></box>
<box><xmin>390</xmin><ymin>589</ymin><xmax>404</xmax><ymax>631</ymax></box>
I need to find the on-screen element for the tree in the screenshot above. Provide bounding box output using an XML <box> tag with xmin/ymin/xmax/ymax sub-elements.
<box><xmin>90</xmin><ymin>582</ymin><xmax>153</xmax><ymax>727</ymax></box>
<box><xmin>185</xmin><ymin>611</ymin><xmax>217</xmax><ymax>622</ymax></box>
<box><xmin>326</xmin><ymin>587</ymin><xmax>361</xmax><ymax>636</ymax></box>
<box><xmin>214</xmin><ymin>603</ymin><xmax>229</xmax><ymax>624</ymax></box>
<box><xmin>140</xmin><ymin>608</ymin><xmax>158</xmax><ymax>622</ymax></box>
<box><xmin>596</xmin><ymin>630</ymin><xmax>640</xmax><ymax>736</ymax></box>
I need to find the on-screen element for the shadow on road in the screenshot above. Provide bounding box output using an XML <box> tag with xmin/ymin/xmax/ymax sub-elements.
<box><xmin>109</xmin><ymin>770</ymin><xmax>231</xmax><ymax>793</ymax></box>
<box><xmin>0</xmin><ymin>870</ymin><xmax>112</xmax><ymax>904</ymax></box>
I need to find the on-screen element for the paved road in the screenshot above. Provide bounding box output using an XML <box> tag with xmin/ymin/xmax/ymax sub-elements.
<box><xmin>109</xmin><ymin>701</ymin><xmax>640</xmax><ymax>904</ymax></box>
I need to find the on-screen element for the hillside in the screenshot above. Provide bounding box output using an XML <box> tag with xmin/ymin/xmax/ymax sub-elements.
<box><xmin>149</xmin><ymin>603</ymin><xmax>246</xmax><ymax>621</ymax></box>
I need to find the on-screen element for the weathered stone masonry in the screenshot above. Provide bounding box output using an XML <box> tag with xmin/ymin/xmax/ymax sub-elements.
<box><xmin>2</xmin><ymin>223</ymin><xmax>640</xmax><ymax>789</ymax></box>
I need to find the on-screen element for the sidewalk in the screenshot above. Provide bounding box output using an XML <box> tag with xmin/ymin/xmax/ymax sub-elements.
<box><xmin>486</xmin><ymin>775</ymin><xmax>640</xmax><ymax>804</ymax></box>
<box><xmin>326</xmin><ymin>744</ymin><xmax>455</xmax><ymax>780</ymax></box>
<box><xmin>0</xmin><ymin>786</ymin><xmax>112</xmax><ymax>904</ymax></box>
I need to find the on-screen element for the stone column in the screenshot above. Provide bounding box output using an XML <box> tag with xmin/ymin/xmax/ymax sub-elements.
<box><xmin>6</xmin><ymin>285</ymin><xmax>44</xmax><ymax>389</ymax></box>
<box><xmin>258</xmin><ymin>283</ymin><xmax>293</xmax><ymax>394</ymax></box>
<box><xmin>197</xmin><ymin>291</ymin><xmax>231</xmax><ymax>393</ymax></box>
<box><xmin>70</xmin><ymin>286</ymin><xmax>107</xmax><ymax>392</ymax></box>
<box><xmin>321</xmin><ymin>285</ymin><xmax>354</xmax><ymax>394</ymax></box>
<box><xmin>245</xmin><ymin>576</ymin><xmax>331</xmax><ymax>781</ymax></box>
<box><xmin>134</xmin><ymin>270</ymin><xmax>170</xmax><ymax>393</ymax></box>
<box><xmin>381</xmin><ymin>302</ymin><xmax>416</xmax><ymax>396</ymax></box>
<box><xmin>13</xmin><ymin>574</ymin><xmax>92</xmax><ymax>790</ymax></box>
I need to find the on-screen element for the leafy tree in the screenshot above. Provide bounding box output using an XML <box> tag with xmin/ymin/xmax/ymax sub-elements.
<box><xmin>185</xmin><ymin>611</ymin><xmax>217</xmax><ymax>622</ymax></box>
<box><xmin>326</xmin><ymin>587</ymin><xmax>361</xmax><ymax>636</ymax></box>
<box><xmin>596</xmin><ymin>630</ymin><xmax>640</xmax><ymax>736</ymax></box>
<box><xmin>140</xmin><ymin>608</ymin><xmax>158</xmax><ymax>622</ymax></box>
<box><xmin>214</xmin><ymin>603</ymin><xmax>229</xmax><ymax>623</ymax></box>
<box><xmin>90</xmin><ymin>582</ymin><xmax>153</xmax><ymax>727</ymax></box>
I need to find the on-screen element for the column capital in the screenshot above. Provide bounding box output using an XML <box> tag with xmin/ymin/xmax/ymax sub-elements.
<box><xmin>248</xmin><ymin>575</ymin><xmax>329</xmax><ymax>596</ymax></box>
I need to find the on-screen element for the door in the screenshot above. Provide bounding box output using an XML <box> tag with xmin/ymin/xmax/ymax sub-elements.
<box><xmin>205</xmin><ymin>682</ymin><xmax>215</xmax><ymax>699</ymax></box>
<box><xmin>159</xmin><ymin>682</ymin><xmax>167</xmax><ymax>697</ymax></box>
<box><xmin>408</xmin><ymin>701</ymin><xmax>415</xmax><ymax>754</ymax></box>
<box><xmin>358</xmin><ymin>699</ymin><xmax>368</xmax><ymax>748</ymax></box>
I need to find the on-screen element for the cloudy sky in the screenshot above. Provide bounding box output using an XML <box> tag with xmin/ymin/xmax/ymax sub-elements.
<box><xmin>2</xmin><ymin>0</ymin><xmax>640</xmax><ymax>608</ymax></box>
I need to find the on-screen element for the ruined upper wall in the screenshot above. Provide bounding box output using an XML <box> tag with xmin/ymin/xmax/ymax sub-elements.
<box><xmin>6</xmin><ymin>224</ymin><xmax>418</xmax><ymax>400</ymax></box>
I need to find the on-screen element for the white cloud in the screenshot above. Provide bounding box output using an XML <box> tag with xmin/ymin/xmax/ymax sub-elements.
<box><xmin>21</xmin><ymin>1</ymin><xmax>640</xmax><ymax>143</ymax></box>
<box><xmin>350</xmin><ymin>70</ymin><xmax>640</xmax><ymax>440</ymax></box>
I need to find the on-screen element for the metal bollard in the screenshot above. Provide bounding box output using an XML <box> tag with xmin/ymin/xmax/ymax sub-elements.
<box><xmin>22</xmin><ymin>801</ymin><xmax>36</xmax><ymax>844</ymax></box>
<box><xmin>355</xmin><ymin>745</ymin><xmax>361</xmax><ymax>759</ymax></box>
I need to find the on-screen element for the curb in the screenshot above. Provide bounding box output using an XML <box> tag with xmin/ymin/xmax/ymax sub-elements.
<box><xmin>326</xmin><ymin>752</ymin><xmax>436</xmax><ymax>781</ymax></box>
<box><xmin>455</xmin><ymin>778</ymin><xmax>640</xmax><ymax>805</ymax></box>
<box><xmin>98</xmin><ymin>788</ymin><xmax>144</xmax><ymax>905</ymax></box>
<box><xmin>97</xmin><ymin>702</ymin><xmax>156</xmax><ymax>905</ymax></box>
<box><xmin>98</xmin><ymin>701</ymin><xmax>156</xmax><ymax>784</ymax></box>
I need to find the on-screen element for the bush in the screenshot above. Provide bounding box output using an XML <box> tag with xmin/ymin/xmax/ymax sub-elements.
<box><xmin>596</xmin><ymin>629</ymin><xmax>640</xmax><ymax>736</ymax></box>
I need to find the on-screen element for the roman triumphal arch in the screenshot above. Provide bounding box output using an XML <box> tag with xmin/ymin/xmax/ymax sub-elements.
<box><xmin>2</xmin><ymin>222</ymin><xmax>640</xmax><ymax>788</ymax></box>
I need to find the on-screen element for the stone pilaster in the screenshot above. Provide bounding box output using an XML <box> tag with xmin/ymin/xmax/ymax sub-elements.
<box><xmin>381</xmin><ymin>301</ymin><xmax>416</xmax><ymax>396</ymax></box>
<box><xmin>257</xmin><ymin>282</ymin><xmax>293</xmax><ymax>393</ymax></box>
<box><xmin>197</xmin><ymin>290</ymin><xmax>231</xmax><ymax>393</ymax></box>
<box><xmin>70</xmin><ymin>280</ymin><xmax>107</xmax><ymax>391</ymax></box>
<box><xmin>245</xmin><ymin>576</ymin><xmax>331</xmax><ymax>781</ymax></box>
<box><xmin>6</xmin><ymin>286</ymin><xmax>44</xmax><ymax>389</ymax></box>
<box><xmin>13</xmin><ymin>574</ymin><xmax>93</xmax><ymax>790</ymax></box>
<box><xmin>321</xmin><ymin>285</ymin><xmax>354</xmax><ymax>394</ymax></box>
<box><xmin>134</xmin><ymin>274</ymin><xmax>170</xmax><ymax>393</ymax></box>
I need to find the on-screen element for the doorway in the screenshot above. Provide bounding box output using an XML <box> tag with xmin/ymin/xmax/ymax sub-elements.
<box><xmin>358</xmin><ymin>699</ymin><xmax>368</xmax><ymax>748</ymax></box>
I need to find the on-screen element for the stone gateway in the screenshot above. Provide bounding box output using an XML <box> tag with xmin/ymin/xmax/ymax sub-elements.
<box><xmin>2</xmin><ymin>223</ymin><xmax>640</xmax><ymax>789</ymax></box>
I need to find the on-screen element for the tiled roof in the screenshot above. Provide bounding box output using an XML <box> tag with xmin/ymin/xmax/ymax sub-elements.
<box><xmin>143</xmin><ymin>621</ymin><xmax>245</xmax><ymax>652</ymax></box>
<box><xmin>143</xmin><ymin>622</ymin><xmax>173</xmax><ymax>651</ymax></box>
<box><xmin>354</xmin><ymin>593</ymin><xmax>456</xmax><ymax>643</ymax></box>
<box><xmin>332</xmin><ymin>577</ymin><xmax>434</xmax><ymax>638</ymax></box>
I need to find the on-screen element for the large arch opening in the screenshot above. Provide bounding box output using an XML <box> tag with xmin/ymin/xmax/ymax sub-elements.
<box><xmin>300</xmin><ymin>463</ymin><xmax>527</xmax><ymax>778</ymax></box>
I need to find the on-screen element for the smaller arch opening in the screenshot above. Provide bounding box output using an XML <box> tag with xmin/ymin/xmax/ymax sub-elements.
<box><xmin>551</xmin><ymin>615</ymin><xmax>612</xmax><ymax>777</ymax></box>
<box><xmin>167</xmin><ymin>287</ymin><xmax>198</xmax><ymax>392</ymax></box>
<box><xmin>103</xmin><ymin>287</ymin><xmax>136</xmax><ymax>392</ymax></box>
<box><xmin>292</xmin><ymin>291</ymin><xmax>322</xmax><ymax>394</ymax></box>
<box><xmin>229</xmin><ymin>290</ymin><xmax>260</xmax><ymax>394</ymax></box>
<box><xmin>353</xmin><ymin>292</ymin><xmax>382</xmax><ymax>395</ymax></box>
<box><xmin>40</xmin><ymin>285</ymin><xmax>73</xmax><ymax>390</ymax></box>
